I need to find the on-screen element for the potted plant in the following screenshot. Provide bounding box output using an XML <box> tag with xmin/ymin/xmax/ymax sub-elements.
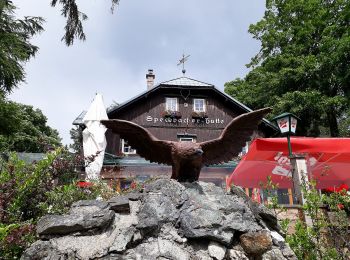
<box><xmin>191</xmin><ymin>111</ymin><xmax>208</xmax><ymax>119</ymax></box>
<box><xmin>161</xmin><ymin>110</ymin><xmax>182</xmax><ymax>119</ymax></box>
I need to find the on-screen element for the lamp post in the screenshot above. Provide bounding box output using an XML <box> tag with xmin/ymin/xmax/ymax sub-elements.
<box><xmin>272</xmin><ymin>113</ymin><xmax>309</xmax><ymax>206</ymax></box>
<box><xmin>272</xmin><ymin>112</ymin><xmax>299</xmax><ymax>156</ymax></box>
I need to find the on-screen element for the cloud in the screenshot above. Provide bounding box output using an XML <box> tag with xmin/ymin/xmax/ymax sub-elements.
<box><xmin>10</xmin><ymin>0</ymin><xmax>265</xmax><ymax>144</ymax></box>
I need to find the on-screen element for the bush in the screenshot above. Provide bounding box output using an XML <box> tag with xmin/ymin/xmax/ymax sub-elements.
<box><xmin>276</xmin><ymin>180</ymin><xmax>350</xmax><ymax>259</ymax></box>
<box><xmin>0</xmin><ymin>148</ymin><xmax>82</xmax><ymax>223</ymax></box>
<box><xmin>258</xmin><ymin>176</ymin><xmax>350</xmax><ymax>259</ymax></box>
<box><xmin>39</xmin><ymin>183</ymin><xmax>97</xmax><ymax>215</ymax></box>
<box><xmin>0</xmin><ymin>223</ymin><xmax>36</xmax><ymax>259</ymax></box>
<box><xmin>0</xmin><ymin>147</ymin><xmax>116</xmax><ymax>259</ymax></box>
<box><xmin>40</xmin><ymin>180</ymin><xmax>115</xmax><ymax>215</ymax></box>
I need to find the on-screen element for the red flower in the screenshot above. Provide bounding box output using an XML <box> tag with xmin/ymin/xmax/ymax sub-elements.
<box><xmin>324</xmin><ymin>184</ymin><xmax>348</xmax><ymax>194</ymax></box>
<box><xmin>77</xmin><ymin>181</ymin><xmax>93</xmax><ymax>188</ymax></box>
<box><xmin>335</xmin><ymin>184</ymin><xmax>349</xmax><ymax>194</ymax></box>
<box><xmin>337</xmin><ymin>204</ymin><xmax>345</xmax><ymax>210</ymax></box>
<box><xmin>130</xmin><ymin>181</ymin><xmax>136</xmax><ymax>189</ymax></box>
<box><xmin>325</xmin><ymin>187</ymin><xmax>335</xmax><ymax>193</ymax></box>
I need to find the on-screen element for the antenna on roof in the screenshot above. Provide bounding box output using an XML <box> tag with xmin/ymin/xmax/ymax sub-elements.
<box><xmin>177</xmin><ymin>53</ymin><xmax>190</xmax><ymax>76</ymax></box>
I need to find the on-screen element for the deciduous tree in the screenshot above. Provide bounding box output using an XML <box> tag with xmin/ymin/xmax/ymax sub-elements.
<box><xmin>0</xmin><ymin>97</ymin><xmax>61</xmax><ymax>152</ymax></box>
<box><xmin>225</xmin><ymin>0</ymin><xmax>350</xmax><ymax>136</ymax></box>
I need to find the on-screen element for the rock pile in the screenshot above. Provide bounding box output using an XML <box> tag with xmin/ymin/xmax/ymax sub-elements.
<box><xmin>22</xmin><ymin>179</ymin><xmax>296</xmax><ymax>260</ymax></box>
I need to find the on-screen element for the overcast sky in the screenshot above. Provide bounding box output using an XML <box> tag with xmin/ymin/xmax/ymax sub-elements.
<box><xmin>10</xmin><ymin>0</ymin><xmax>265</xmax><ymax>144</ymax></box>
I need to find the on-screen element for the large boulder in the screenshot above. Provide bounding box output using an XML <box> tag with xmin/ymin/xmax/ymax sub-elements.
<box><xmin>240</xmin><ymin>230</ymin><xmax>273</xmax><ymax>255</ymax></box>
<box><xmin>22</xmin><ymin>178</ymin><xmax>296</xmax><ymax>260</ymax></box>
<box><xmin>37</xmin><ymin>209</ymin><xmax>115</xmax><ymax>236</ymax></box>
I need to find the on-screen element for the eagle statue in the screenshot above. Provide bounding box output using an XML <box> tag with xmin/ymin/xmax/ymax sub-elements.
<box><xmin>101</xmin><ymin>108</ymin><xmax>271</xmax><ymax>182</ymax></box>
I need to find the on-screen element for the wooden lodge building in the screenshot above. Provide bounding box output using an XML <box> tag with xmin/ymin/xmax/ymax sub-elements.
<box><xmin>74</xmin><ymin>70</ymin><xmax>278</xmax><ymax>189</ymax></box>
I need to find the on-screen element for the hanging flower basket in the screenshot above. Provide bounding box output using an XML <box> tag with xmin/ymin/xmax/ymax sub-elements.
<box><xmin>191</xmin><ymin>111</ymin><xmax>208</xmax><ymax>119</ymax></box>
<box><xmin>161</xmin><ymin>110</ymin><xmax>182</xmax><ymax>119</ymax></box>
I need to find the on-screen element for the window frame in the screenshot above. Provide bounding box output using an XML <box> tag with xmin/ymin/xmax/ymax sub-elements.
<box><xmin>165</xmin><ymin>97</ymin><xmax>178</xmax><ymax>112</ymax></box>
<box><xmin>193</xmin><ymin>98</ymin><xmax>206</xmax><ymax>112</ymax></box>
<box><xmin>177</xmin><ymin>133</ymin><xmax>197</xmax><ymax>143</ymax></box>
<box><xmin>121</xmin><ymin>139</ymin><xmax>137</xmax><ymax>155</ymax></box>
<box><xmin>179</xmin><ymin>137</ymin><xmax>195</xmax><ymax>142</ymax></box>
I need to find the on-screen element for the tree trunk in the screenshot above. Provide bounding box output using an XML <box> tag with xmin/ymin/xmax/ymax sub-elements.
<box><xmin>327</xmin><ymin>110</ymin><xmax>339</xmax><ymax>137</ymax></box>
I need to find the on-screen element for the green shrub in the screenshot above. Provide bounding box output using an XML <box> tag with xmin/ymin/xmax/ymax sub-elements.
<box><xmin>283</xmin><ymin>180</ymin><xmax>349</xmax><ymax>259</ymax></box>
<box><xmin>0</xmin><ymin>222</ymin><xmax>36</xmax><ymax>259</ymax></box>
<box><xmin>0</xmin><ymin>147</ymin><xmax>117</xmax><ymax>258</ymax></box>
<box><xmin>40</xmin><ymin>183</ymin><xmax>98</xmax><ymax>215</ymax></box>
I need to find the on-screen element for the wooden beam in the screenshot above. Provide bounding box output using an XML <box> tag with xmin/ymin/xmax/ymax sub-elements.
<box><xmin>288</xmin><ymin>188</ymin><xmax>293</xmax><ymax>205</ymax></box>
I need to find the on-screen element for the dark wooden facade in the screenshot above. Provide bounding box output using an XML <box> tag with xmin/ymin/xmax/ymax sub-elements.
<box><xmin>75</xmin><ymin>76</ymin><xmax>279</xmax><ymax>188</ymax></box>
<box><xmin>106</xmin><ymin>78</ymin><xmax>277</xmax><ymax>155</ymax></box>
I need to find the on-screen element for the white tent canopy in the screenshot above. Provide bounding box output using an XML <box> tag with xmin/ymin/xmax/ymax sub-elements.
<box><xmin>82</xmin><ymin>93</ymin><xmax>108</xmax><ymax>180</ymax></box>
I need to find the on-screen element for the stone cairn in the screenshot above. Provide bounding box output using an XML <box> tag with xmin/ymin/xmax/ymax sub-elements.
<box><xmin>22</xmin><ymin>179</ymin><xmax>296</xmax><ymax>260</ymax></box>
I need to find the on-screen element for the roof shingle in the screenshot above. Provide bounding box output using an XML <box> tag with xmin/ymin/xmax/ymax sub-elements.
<box><xmin>161</xmin><ymin>77</ymin><xmax>213</xmax><ymax>87</ymax></box>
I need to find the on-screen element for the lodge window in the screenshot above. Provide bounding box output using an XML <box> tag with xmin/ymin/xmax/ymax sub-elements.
<box><xmin>179</xmin><ymin>137</ymin><xmax>195</xmax><ymax>142</ymax></box>
<box><xmin>165</xmin><ymin>97</ymin><xmax>178</xmax><ymax>111</ymax></box>
<box><xmin>177</xmin><ymin>134</ymin><xmax>197</xmax><ymax>143</ymax></box>
<box><xmin>193</xmin><ymin>98</ymin><xmax>206</xmax><ymax>112</ymax></box>
<box><xmin>121</xmin><ymin>139</ymin><xmax>136</xmax><ymax>154</ymax></box>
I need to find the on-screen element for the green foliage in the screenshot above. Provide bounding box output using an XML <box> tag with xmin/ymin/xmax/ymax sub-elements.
<box><xmin>338</xmin><ymin>109</ymin><xmax>350</xmax><ymax>137</ymax></box>
<box><xmin>284</xmin><ymin>180</ymin><xmax>350</xmax><ymax>259</ymax></box>
<box><xmin>225</xmin><ymin>0</ymin><xmax>350</xmax><ymax>137</ymax></box>
<box><xmin>0</xmin><ymin>97</ymin><xmax>61</xmax><ymax>152</ymax></box>
<box><xmin>0</xmin><ymin>222</ymin><xmax>36</xmax><ymax>259</ymax></box>
<box><xmin>0</xmin><ymin>150</ymin><xmax>63</xmax><ymax>259</ymax></box>
<box><xmin>287</xmin><ymin>221</ymin><xmax>319</xmax><ymax>260</ymax></box>
<box><xmin>0</xmin><ymin>223</ymin><xmax>18</xmax><ymax>241</ymax></box>
<box><xmin>69</xmin><ymin>126</ymin><xmax>83</xmax><ymax>153</ymax></box>
<box><xmin>0</xmin><ymin>147</ymin><xmax>117</xmax><ymax>259</ymax></box>
<box><xmin>0</xmin><ymin>148</ymin><xmax>88</xmax><ymax>223</ymax></box>
<box><xmin>40</xmin><ymin>181</ymin><xmax>115</xmax><ymax>215</ymax></box>
<box><xmin>261</xmin><ymin>175</ymin><xmax>350</xmax><ymax>259</ymax></box>
<box><xmin>260</xmin><ymin>175</ymin><xmax>282</xmax><ymax>214</ymax></box>
<box><xmin>40</xmin><ymin>183</ymin><xmax>96</xmax><ymax>215</ymax></box>
<box><xmin>0</xmin><ymin>150</ymin><xmax>61</xmax><ymax>222</ymax></box>
<box><xmin>50</xmin><ymin>0</ymin><xmax>120</xmax><ymax>45</ymax></box>
<box><xmin>0</xmin><ymin>0</ymin><xmax>44</xmax><ymax>94</ymax></box>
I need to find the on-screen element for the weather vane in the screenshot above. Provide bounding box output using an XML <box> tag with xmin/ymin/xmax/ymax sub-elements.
<box><xmin>177</xmin><ymin>53</ymin><xmax>190</xmax><ymax>76</ymax></box>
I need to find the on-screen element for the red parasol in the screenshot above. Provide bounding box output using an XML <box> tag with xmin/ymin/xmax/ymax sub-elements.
<box><xmin>227</xmin><ymin>138</ymin><xmax>350</xmax><ymax>189</ymax></box>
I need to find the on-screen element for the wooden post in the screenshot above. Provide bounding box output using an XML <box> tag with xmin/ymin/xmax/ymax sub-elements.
<box><xmin>290</xmin><ymin>155</ymin><xmax>308</xmax><ymax>205</ymax></box>
<box><xmin>288</xmin><ymin>188</ymin><xmax>294</xmax><ymax>205</ymax></box>
<box><xmin>290</xmin><ymin>155</ymin><xmax>313</xmax><ymax>226</ymax></box>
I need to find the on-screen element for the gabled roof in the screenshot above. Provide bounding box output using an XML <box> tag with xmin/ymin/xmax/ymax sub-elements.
<box><xmin>107</xmin><ymin>76</ymin><xmax>215</xmax><ymax>115</ymax></box>
<box><xmin>161</xmin><ymin>77</ymin><xmax>213</xmax><ymax>87</ymax></box>
<box><xmin>92</xmin><ymin>75</ymin><xmax>277</xmax><ymax>132</ymax></box>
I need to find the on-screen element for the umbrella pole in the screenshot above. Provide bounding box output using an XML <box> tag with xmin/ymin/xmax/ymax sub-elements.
<box><xmin>290</xmin><ymin>155</ymin><xmax>308</xmax><ymax>204</ymax></box>
<box><xmin>290</xmin><ymin>155</ymin><xmax>313</xmax><ymax>226</ymax></box>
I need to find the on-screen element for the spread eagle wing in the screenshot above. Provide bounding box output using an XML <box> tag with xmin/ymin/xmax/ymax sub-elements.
<box><xmin>200</xmin><ymin>108</ymin><xmax>272</xmax><ymax>165</ymax></box>
<box><xmin>101</xmin><ymin>119</ymin><xmax>173</xmax><ymax>165</ymax></box>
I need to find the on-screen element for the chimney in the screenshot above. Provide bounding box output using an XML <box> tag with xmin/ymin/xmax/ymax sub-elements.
<box><xmin>146</xmin><ymin>69</ymin><xmax>155</xmax><ymax>90</ymax></box>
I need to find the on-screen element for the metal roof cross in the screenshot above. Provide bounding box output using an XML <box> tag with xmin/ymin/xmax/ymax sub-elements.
<box><xmin>177</xmin><ymin>53</ymin><xmax>190</xmax><ymax>76</ymax></box>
